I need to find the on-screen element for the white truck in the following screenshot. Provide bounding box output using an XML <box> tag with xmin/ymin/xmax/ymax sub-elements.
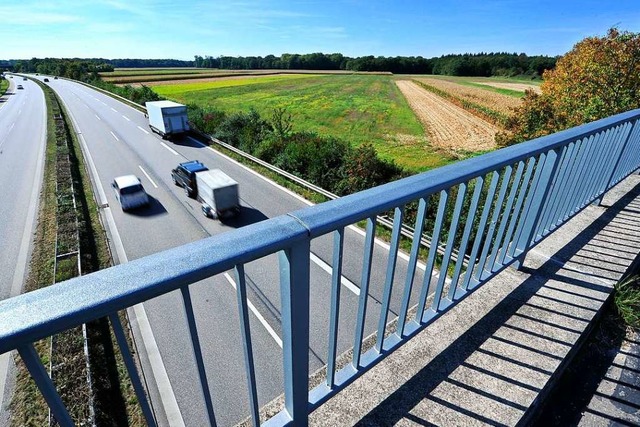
<box><xmin>195</xmin><ymin>169</ymin><xmax>240</xmax><ymax>219</ymax></box>
<box><xmin>145</xmin><ymin>100</ymin><xmax>190</xmax><ymax>139</ymax></box>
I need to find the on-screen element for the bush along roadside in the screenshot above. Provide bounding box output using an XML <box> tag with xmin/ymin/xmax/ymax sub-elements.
<box><xmin>10</xmin><ymin>81</ymin><xmax>145</xmax><ymax>426</ymax></box>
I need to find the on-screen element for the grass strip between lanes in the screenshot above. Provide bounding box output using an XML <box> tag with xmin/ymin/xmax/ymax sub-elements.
<box><xmin>10</xmin><ymin>80</ymin><xmax>145</xmax><ymax>426</ymax></box>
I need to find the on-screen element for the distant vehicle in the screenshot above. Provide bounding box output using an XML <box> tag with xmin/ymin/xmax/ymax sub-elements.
<box><xmin>171</xmin><ymin>160</ymin><xmax>208</xmax><ymax>197</ymax></box>
<box><xmin>111</xmin><ymin>175</ymin><xmax>149</xmax><ymax>211</ymax></box>
<box><xmin>54</xmin><ymin>76</ymin><xmax>58</xmax><ymax>79</ymax></box>
<box><xmin>22</xmin><ymin>77</ymin><xmax>27</xmax><ymax>81</ymax></box>
<box><xmin>16</xmin><ymin>85</ymin><xmax>23</xmax><ymax>90</ymax></box>
<box><xmin>145</xmin><ymin>101</ymin><xmax>190</xmax><ymax>139</ymax></box>
<box><xmin>196</xmin><ymin>169</ymin><xmax>240</xmax><ymax>219</ymax></box>
<box><xmin>43</xmin><ymin>78</ymin><xmax>49</xmax><ymax>82</ymax></box>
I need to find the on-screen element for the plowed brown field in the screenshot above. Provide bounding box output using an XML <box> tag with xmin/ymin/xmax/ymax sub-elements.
<box><xmin>472</xmin><ymin>81</ymin><xmax>541</xmax><ymax>94</ymax></box>
<box><xmin>396</xmin><ymin>80</ymin><xmax>498</xmax><ymax>153</ymax></box>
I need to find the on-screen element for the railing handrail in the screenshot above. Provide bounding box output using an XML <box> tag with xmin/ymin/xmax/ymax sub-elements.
<box><xmin>1</xmin><ymin>108</ymin><xmax>639</xmax><ymax>353</ymax></box>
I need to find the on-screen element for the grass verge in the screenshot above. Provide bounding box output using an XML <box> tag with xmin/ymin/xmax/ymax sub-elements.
<box><xmin>614</xmin><ymin>274</ymin><xmax>640</xmax><ymax>328</ymax></box>
<box><xmin>0</xmin><ymin>78</ymin><xmax>8</xmax><ymax>96</ymax></box>
<box><xmin>10</xmin><ymin>81</ymin><xmax>145</xmax><ymax>426</ymax></box>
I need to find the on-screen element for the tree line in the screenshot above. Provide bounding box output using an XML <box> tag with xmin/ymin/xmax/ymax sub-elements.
<box><xmin>194</xmin><ymin>52</ymin><xmax>557</xmax><ymax>77</ymax></box>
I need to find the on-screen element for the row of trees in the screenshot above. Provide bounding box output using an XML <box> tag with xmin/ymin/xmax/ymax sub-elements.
<box><xmin>194</xmin><ymin>52</ymin><xmax>557</xmax><ymax>77</ymax></box>
<box><xmin>11</xmin><ymin>58</ymin><xmax>113</xmax><ymax>78</ymax></box>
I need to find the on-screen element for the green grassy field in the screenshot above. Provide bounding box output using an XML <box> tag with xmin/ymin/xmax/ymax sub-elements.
<box><xmin>154</xmin><ymin>74</ymin><xmax>454</xmax><ymax>171</ymax></box>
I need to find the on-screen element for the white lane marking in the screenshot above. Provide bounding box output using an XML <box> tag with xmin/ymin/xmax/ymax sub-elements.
<box><xmin>160</xmin><ymin>142</ymin><xmax>179</xmax><ymax>156</ymax></box>
<box><xmin>138</xmin><ymin>165</ymin><xmax>158</xmax><ymax>188</ymax></box>
<box><xmin>9</xmin><ymin>123</ymin><xmax>14</xmax><ymax>131</ymax></box>
<box><xmin>95</xmin><ymin>114</ymin><xmax>101</xmax><ymax>121</ymax></box>
<box><xmin>137</xmin><ymin>125</ymin><xmax>149</xmax><ymax>134</ymax></box>
<box><xmin>223</xmin><ymin>273</ymin><xmax>283</xmax><ymax>348</ymax></box>
<box><xmin>63</xmin><ymin>101</ymin><xmax>185</xmax><ymax>426</ymax></box>
<box><xmin>110</xmin><ymin>131</ymin><xmax>119</xmax><ymax>142</ymax></box>
<box><xmin>187</xmin><ymin>136</ymin><xmax>428</xmax><ymax>272</ymax></box>
<box><xmin>111</xmin><ymin>107</ymin><xmax>118</xmax><ymax>113</ymax></box>
<box><xmin>122</xmin><ymin>115</ymin><xmax>131</xmax><ymax>121</ymax></box>
<box><xmin>310</xmin><ymin>253</ymin><xmax>360</xmax><ymax>296</ymax></box>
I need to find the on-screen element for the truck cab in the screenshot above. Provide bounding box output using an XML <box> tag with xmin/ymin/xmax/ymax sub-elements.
<box><xmin>171</xmin><ymin>160</ymin><xmax>208</xmax><ymax>197</ymax></box>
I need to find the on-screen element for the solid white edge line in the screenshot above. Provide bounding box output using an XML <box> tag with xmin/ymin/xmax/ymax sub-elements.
<box><xmin>122</xmin><ymin>115</ymin><xmax>131</xmax><ymax>121</ymax></box>
<box><xmin>138</xmin><ymin>165</ymin><xmax>158</xmax><ymax>188</ymax></box>
<box><xmin>160</xmin><ymin>142</ymin><xmax>179</xmax><ymax>156</ymax></box>
<box><xmin>309</xmin><ymin>253</ymin><xmax>360</xmax><ymax>296</ymax></box>
<box><xmin>137</xmin><ymin>125</ymin><xmax>150</xmax><ymax>134</ymax></box>
<box><xmin>110</xmin><ymin>131</ymin><xmax>119</xmax><ymax>142</ymax></box>
<box><xmin>0</xmin><ymin>87</ymin><xmax>48</xmax><ymax>407</ymax></box>
<box><xmin>223</xmin><ymin>273</ymin><xmax>283</xmax><ymax>348</ymax></box>
<box><xmin>62</xmin><ymin>92</ymin><xmax>185</xmax><ymax>426</ymax></box>
<box><xmin>95</xmin><ymin>114</ymin><xmax>101</xmax><ymax>121</ymax></box>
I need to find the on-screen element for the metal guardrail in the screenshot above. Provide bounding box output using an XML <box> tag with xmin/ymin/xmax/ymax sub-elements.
<box><xmin>1</xmin><ymin>109</ymin><xmax>639</xmax><ymax>426</ymax></box>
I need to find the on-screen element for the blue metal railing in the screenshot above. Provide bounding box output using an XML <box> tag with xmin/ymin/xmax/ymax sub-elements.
<box><xmin>1</xmin><ymin>109</ymin><xmax>640</xmax><ymax>426</ymax></box>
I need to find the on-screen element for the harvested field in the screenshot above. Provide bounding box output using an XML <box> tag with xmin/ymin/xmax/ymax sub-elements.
<box><xmin>414</xmin><ymin>76</ymin><xmax>522</xmax><ymax>115</ymax></box>
<box><xmin>472</xmin><ymin>81</ymin><xmax>541</xmax><ymax>94</ymax></box>
<box><xmin>128</xmin><ymin>73</ymin><xmax>309</xmax><ymax>87</ymax></box>
<box><xmin>396</xmin><ymin>80</ymin><xmax>498</xmax><ymax>154</ymax></box>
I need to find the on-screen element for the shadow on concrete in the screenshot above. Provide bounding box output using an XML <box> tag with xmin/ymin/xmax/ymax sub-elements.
<box><xmin>354</xmin><ymin>182</ymin><xmax>640</xmax><ymax>426</ymax></box>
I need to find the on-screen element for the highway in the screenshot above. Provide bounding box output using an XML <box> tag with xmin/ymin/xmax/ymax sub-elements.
<box><xmin>0</xmin><ymin>75</ymin><xmax>47</xmax><ymax>420</ymax></box>
<box><xmin>30</xmin><ymin>76</ymin><xmax>429</xmax><ymax>426</ymax></box>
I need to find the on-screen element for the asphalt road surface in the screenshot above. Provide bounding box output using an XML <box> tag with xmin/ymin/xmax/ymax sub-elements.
<box><xmin>0</xmin><ymin>75</ymin><xmax>47</xmax><ymax>423</ymax></box>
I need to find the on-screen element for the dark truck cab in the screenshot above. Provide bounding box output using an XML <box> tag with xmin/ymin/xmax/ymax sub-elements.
<box><xmin>171</xmin><ymin>160</ymin><xmax>208</xmax><ymax>197</ymax></box>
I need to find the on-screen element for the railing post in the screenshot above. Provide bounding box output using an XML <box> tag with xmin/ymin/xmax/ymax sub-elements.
<box><xmin>593</xmin><ymin>119</ymin><xmax>637</xmax><ymax>205</ymax></box>
<box><xmin>512</xmin><ymin>148</ymin><xmax>562</xmax><ymax>270</ymax></box>
<box><xmin>279</xmin><ymin>240</ymin><xmax>311</xmax><ymax>426</ymax></box>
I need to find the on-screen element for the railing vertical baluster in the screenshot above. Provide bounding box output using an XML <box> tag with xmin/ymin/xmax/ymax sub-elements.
<box><xmin>279</xmin><ymin>240</ymin><xmax>311</xmax><ymax>426</ymax></box>
<box><xmin>617</xmin><ymin>122</ymin><xmax>640</xmax><ymax>182</ymax></box>
<box><xmin>488</xmin><ymin>162</ymin><xmax>524</xmax><ymax>272</ymax></box>
<box><xmin>475</xmin><ymin>166</ymin><xmax>512</xmax><ymax>280</ymax></box>
<box><xmin>512</xmin><ymin>148</ymin><xmax>562</xmax><ymax>268</ymax></box>
<box><xmin>432</xmin><ymin>184</ymin><xmax>467</xmax><ymax>311</ymax></box>
<box><xmin>499</xmin><ymin>158</ymin><xmax>535</xmax><ymax>265</ymax></box>
<box><xmin>462</xmin><ymin>172</ymin><xmax>500</xmax><ymax>290</ymax></box>
<box><xmin>416</xmin><ymin>190</ymin><xmax>449</xmax><ymax>322</ymax></box>
<box><xmin>571</xmin><ymin>134</ymin><xmax>598</xmax><ymax>213</ymax></box>
<box><xmin>326</xmin><ymin>228</ymin><xmax>344</xmax><ymax>387</ymax></box>
<box><xmin>18</xmin><ymin>343</ymin><xmax>74</xmax><ymax>427</ymax></box>
<box><xmin>397</xmin><ymin>198</ymin><xmax>428</xmax><ymax>338</ymax></box>
<box><xmin>352</xmin><ymin>217</ymin><xmax>376</xmax><ymax>367</ymax></box>
<box><xmin>543</xmin><ymin>143</ymin><xmax>574</xmax><ymax>233</ymax></box>
<box><xmin>109</xmin><ymin>313</ymin><xmax>157</xmax><ymax>427</ymax></box>
<box><xmin>234</xmin><ymin>264</ymin><xmax>260</xmax><ymax>427</ymax></box>
<box><xmin>181</xmin><ymin>286</ymin><xmax>217</xmax><ymax>426</ymax></box>
<box><xmin>579</xmin><ymin>129</ymin><xmax>613</xmax><ymax>205</ymax></box>
<box><xmin>509</xmin><ymin>153</ymin><xmax>546</xmax><ymax>261</ymax></box>
<box><xmin>592</xmin><ymin>125</ymin><xmax>625</xmax><ymax>201</ymax></box>
<box><xmin>595</xmin><ymin>119</ymin><xmax>637</xmax><ymax>204</ymax></box>
<box><xmin>536</xmin><ymin>144</ymin><xmax>569</xmax><ymax>238</ymax></box>
<box><xmin>376</xmin><ymin>206</ymin><xmax>404</xmax><ymax>352</ymax></box>
<box><xmin>448</xmin><ymin>177</ymin><xmax>483</xmax><ymax>301</ymax></box>
<box><xmin>554</xmin><ymin>139</ymin><xmax>586</xmax><ymax>225</ymax></box>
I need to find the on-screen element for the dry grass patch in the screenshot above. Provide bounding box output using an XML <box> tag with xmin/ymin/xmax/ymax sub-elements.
<box><xmin>414</xmin><ymin>76</ymin><xmax>522</xmax><ymax>115</ymax></box>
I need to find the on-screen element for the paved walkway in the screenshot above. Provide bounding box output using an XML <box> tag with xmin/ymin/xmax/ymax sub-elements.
<box><xmin>309</xmin><ymin>173</ymin><xmax>640</xmax><ymax>426</ymax></box>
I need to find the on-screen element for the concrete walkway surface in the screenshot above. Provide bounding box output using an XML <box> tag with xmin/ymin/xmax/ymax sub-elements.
<box><xmin>309</xmin><ymin>173</ymin><xmax>640</xmax><ymax>426</ymax></box>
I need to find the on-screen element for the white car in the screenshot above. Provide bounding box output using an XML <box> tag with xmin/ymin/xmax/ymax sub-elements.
<box><xmin>111</xmin><ymin>175</ymin><xmax>149</xmax><ymax>211</ymax></box>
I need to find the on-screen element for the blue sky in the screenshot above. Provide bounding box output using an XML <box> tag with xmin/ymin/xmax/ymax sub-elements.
<box><xmin>2</xmin><ymin>0</ymin><xmax>639</xmax><ymax>60</ymax></box>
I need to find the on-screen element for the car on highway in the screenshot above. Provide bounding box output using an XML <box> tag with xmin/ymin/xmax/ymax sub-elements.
<box><xmin>22</xmin><ymin>77</ymin><xmax>27</xmax><ymax>81</ymax></box>
<box><xmin>16</xmin><ymin>85</ymin><xmax>23</xmax><ymax>90</ymax></box>
<box><xmin>54</xmin><ymin>76</ymin><xmax>58</xmax><ymax>79</ymax></box>
<box><xmin>171</xmin><ymin>160</ymin><xmax>208</xmax><ymax>197</ymax></box>
<box><xmin>111</xmin><ymin>175</ymin><xmax>149</xmax><ymax>211</ymax></box>
<box><xmin>44</xmin><ymin>78</ymin><xmax>49</xmax><ymax>82</ymax></box>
